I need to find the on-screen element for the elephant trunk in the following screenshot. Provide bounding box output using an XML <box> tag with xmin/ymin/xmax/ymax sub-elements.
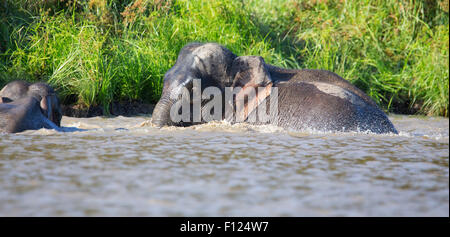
<box><xmin>152</xmin><ymin>95</ymin><xmax>176</xmax><ymax>127</ymax></box>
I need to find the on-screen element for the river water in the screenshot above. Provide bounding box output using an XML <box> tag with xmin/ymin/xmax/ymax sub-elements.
<box><xmin>0</xmin><ymin>115</ymin><xmax>448</xmax><ymax>216</ymax></box>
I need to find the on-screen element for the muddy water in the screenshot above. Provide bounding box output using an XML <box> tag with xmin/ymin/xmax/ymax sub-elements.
<box><xmin>0</xmin><ymin>115</ymin><xmax>448</xmax><ymax>216</ymax></box>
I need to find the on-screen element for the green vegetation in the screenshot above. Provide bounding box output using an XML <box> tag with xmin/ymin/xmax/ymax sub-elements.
<box><xmin>0</xmin><ymin>0</ymin><xmax>448</xmax><ymax>116</ymax></box>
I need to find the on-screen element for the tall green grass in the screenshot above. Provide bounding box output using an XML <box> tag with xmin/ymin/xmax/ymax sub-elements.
<box><xmin>245</xmin><ymin>0</ymin><xmax>449</xmax><ymax>116</ymax></box>
<box><xmin>0</xmin><ymin>0</ymin><xmax>448</xmax><ymax>116</ymax></box>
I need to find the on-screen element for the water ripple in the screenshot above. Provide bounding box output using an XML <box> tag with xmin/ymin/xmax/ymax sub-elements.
<box><xmin>0</xmin><ymin>115</ymin><xmax>448</xmax><ymax>216</ymax></box>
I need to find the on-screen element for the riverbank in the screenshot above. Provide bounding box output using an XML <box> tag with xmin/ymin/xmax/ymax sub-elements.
<box><xmin>60</xmin><ymin>99</ymin><xmax>421</xmax><ymax>118</ymax></box>
<box><xmin>61</xmin><ymin>100</ymin><xmax>154</xmax><ymax>117</ymax></box>
<box><xmin>1</xmin><ymin>0</ymin><xmax>448</xmax><ymax>117</ymax></box>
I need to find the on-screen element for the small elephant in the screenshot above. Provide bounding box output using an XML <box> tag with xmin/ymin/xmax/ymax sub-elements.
<box><xmin>0</xmin><ymin>81</ymin><xmax>62</xmax><ymax>133</ymax></box>
<box><xmin>152</xmin><ymin>42</ymin><xmax>397</xmax><ymax>134</ymax></box>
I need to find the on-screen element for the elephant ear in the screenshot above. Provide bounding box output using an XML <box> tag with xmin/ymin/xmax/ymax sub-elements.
<box><xmin>231</xmin><ymin>56</ymin><xmax>272</xmax><ymax>88</ymax></box>
<box><xmin>39</xmin><ymin>96</ymin><xmax>53</xmax><ymax>122</ymax></box>
<box><xmin>50</xmin><ymin>95</ymin><xmax>62</xmax><ymax>126</ymax></box>
<box><xmin>0</xmin><ymin>97</ymin><xmax>12</xmax><ymax>103</ymax></box>
<box><xmin>230</xmin><ymin>56</ymin><xmax>274</xmax><ymax>122</ymax></box>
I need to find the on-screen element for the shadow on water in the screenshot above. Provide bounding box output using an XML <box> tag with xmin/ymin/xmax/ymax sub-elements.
<box><xmin>58</xmin><ymin>126</ymin><xmax>129</xmax><ymax>133</ymax></box>
<box><xmin>59</xmin><ymin>126</ymin><xmax>89</xmax><ymax>133</ymax></box>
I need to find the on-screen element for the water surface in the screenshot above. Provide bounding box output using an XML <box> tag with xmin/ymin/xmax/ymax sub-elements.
<box><xmin>0</xmin><ymin>115</ymin><xmax>448</xmax><ymax>216</ymax></box>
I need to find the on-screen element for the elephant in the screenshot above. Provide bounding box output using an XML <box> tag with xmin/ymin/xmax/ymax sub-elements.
<box><xmin>152</xmin><ymin>42</ymin><xmax>397</xmax><ymax>134</ymax></box>
<box><xmin>0</xmin><ymin>80</ymin><xmax>62</xmax><ymax>133</ymax></box>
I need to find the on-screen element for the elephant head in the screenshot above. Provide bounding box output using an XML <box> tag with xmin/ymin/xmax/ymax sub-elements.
<box><xmin>152</xmin><ymin>43</ymin><xmax>279</xmax><ymax>127</ymax></box>
<box><xmin>152</xmin><ymin>43</ymin><xmax>237</xmax><ymax>126</ymax></box>
<box><xmin>0</xmin><ymin>96</ymin><xmax>61</xmax><ymax>133</ymax></box>
<box><xmin>0</xmin><ymin>81</ymin><xmax>62</xmax><ymax>127</ymax></box>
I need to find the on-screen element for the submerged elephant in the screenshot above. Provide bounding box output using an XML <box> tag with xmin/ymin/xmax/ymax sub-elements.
<box><xmin>0</xmin><ymin>81</ymin><xmax>62</xmax><ymax>133</ymax></box>
<box><xmin>152</xmin><ymin>42</ymin><xmax>397</xmax><ymax>134</ymax></box>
